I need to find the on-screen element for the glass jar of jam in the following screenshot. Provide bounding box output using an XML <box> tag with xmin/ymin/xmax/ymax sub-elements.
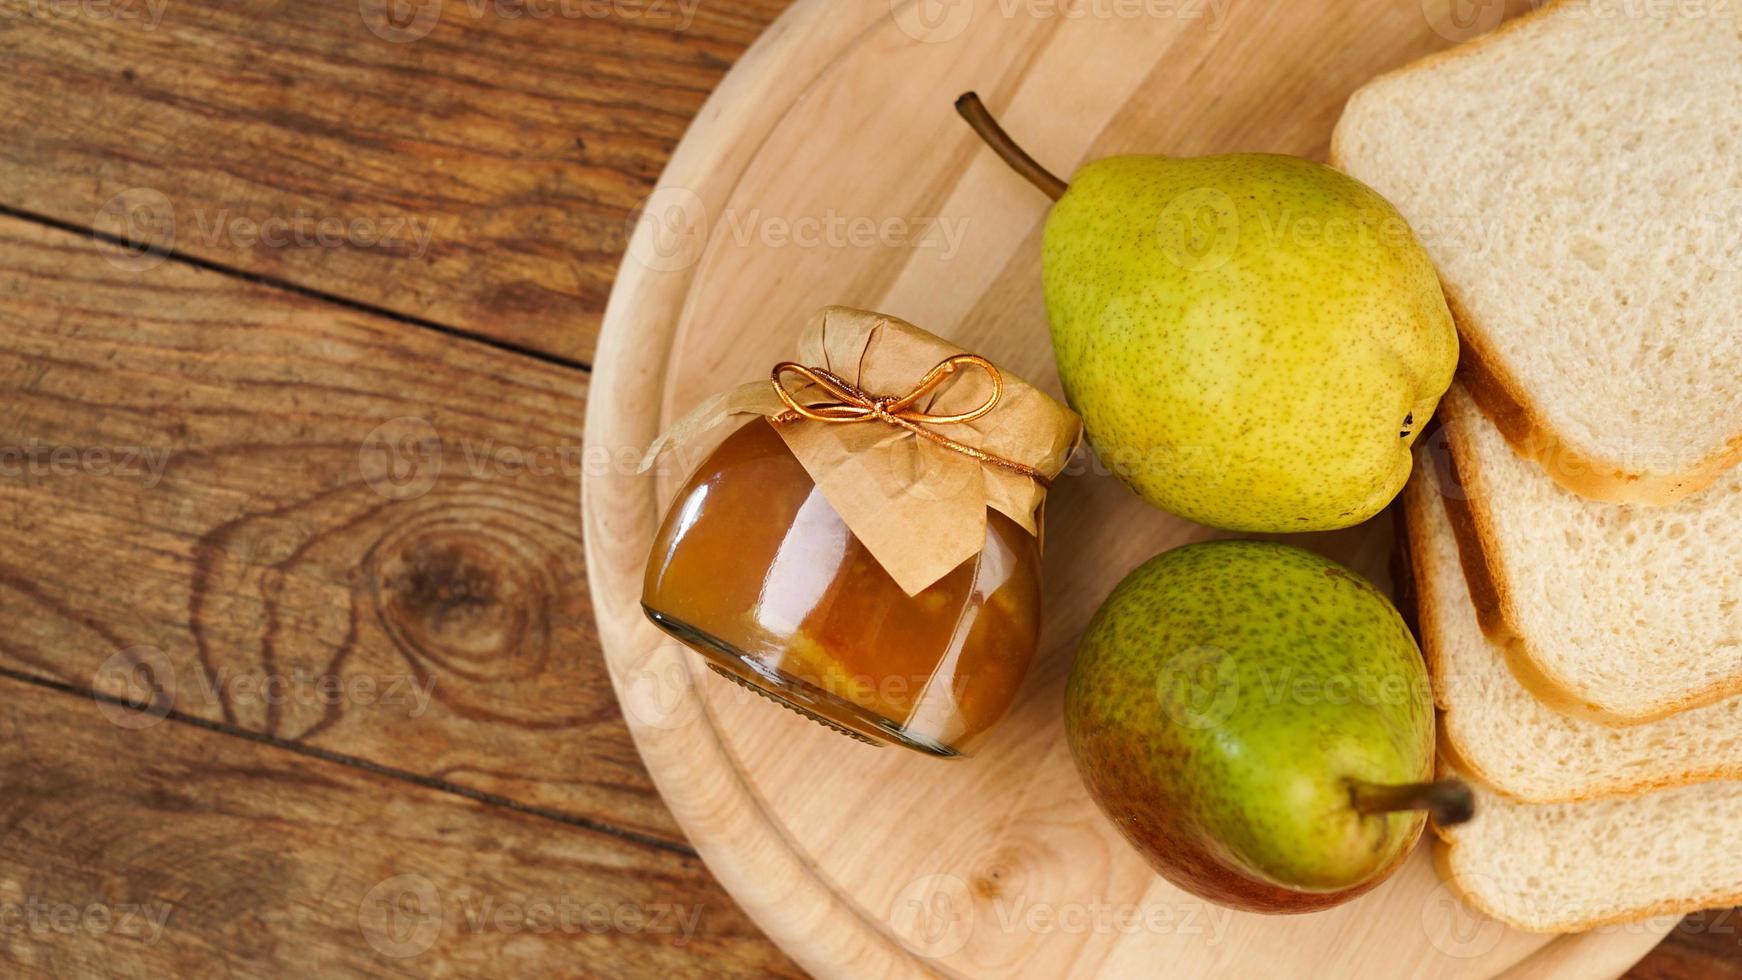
<box><xmin>637</xmin><ymin>307</ymin><xmax>1079</xmax><ymax>758</ymax></box>
<box><xmin>644</xmin><ymin>417</ymin><xmax>1042</xmax><ymax>756</ymax></box>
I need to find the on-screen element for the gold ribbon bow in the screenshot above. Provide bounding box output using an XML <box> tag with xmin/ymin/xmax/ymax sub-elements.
<box><xmin>769</xmin><ymin>354</ymin><xmax>1050</xmax><ymax>486</ymax></box>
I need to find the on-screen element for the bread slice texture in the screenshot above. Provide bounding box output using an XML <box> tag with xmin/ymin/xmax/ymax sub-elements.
<box><xmin>1405</xmin><ymin>462</ymin><xmax>1742</xmax><ymax>802</ymax></box>
<box><xmin>1332</xmin><ymin>0</ymin><xmax>1742</xmax><ymax>504</ymax></box>
<box><xmin>1435</xmin><ymin>764</ymin><xmax>1742</xmax><ymax>933</ymax></box>
<box><xmin>1438</xmin><ymin>384</ymin><xmax>1742</xmax><ymax>723</ymax></box>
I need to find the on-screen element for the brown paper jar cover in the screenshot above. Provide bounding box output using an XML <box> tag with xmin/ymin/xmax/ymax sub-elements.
<box><xmin>639</xmin><ymin>307</ymin><xmax>1082</xmax><ymax>756</ymax></box>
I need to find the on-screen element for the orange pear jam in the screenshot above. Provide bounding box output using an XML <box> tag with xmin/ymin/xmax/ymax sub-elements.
<box><xmin>642</xmin><ymin>418</ymin><xmax>1042</xmax><ymax>756</ymax></box>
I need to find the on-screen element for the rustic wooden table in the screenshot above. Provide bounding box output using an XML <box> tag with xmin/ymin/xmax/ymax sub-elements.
<box><xmin>0</xmin><ymin>1</ymin><xmax>1733</xmax><ymax>977</ymax></box>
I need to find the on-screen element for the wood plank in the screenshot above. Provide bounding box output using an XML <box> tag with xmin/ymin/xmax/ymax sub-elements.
<box><xmin>1627</xmin><ymin>916</ymin><xmax>1742</xmax><ymax>980</ymax></box>
<box><xmin>0</xmin><ymin>213</ymin><xmax>675</xmax><ymax>841</ymax></box>
<box><xmin>0</xmin><ymin>673</ymin><xmax>801</xmax><ymax>978</ymax></box>
<box><xmin>0</xmin><ymin>0</ymin><xmax>789</xmax><ymax>360</ymax></box>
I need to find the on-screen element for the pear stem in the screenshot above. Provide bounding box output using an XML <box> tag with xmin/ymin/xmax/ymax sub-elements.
<box><xmin>954</xmin><ymin>92</ymin><xmax>1068</xmax><ymax>201</ymax></box>
<box><xmin>1348</xmin><ymin>778</ymin><xmax>1475</xmax><ymax>827</ymax></box>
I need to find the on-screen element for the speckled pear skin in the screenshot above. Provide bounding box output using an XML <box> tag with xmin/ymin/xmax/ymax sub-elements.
<box><xmin>1043</xmin><ymin>154</ymin><xmax>1457</xmax><ymax>532</ymax></box>
<box><xmin>1064</xmin><ymin>541</ymin><xmax>1434</xmax><ymax>912</ymax></box>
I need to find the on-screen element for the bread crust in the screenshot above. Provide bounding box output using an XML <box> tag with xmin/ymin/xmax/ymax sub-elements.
<box><xmin>1439</xmin><ymin>390</ymin><xmax>1742</xmax><ymax>723</ymax></box>
<box><xmin>1429</xmin><ymin>764</ymin><xmax>1742</xmax><ymax>933</ymax></box>
<box><xmin>1451</xmin><ymin>297</ymin><xmax>1742</xmax><ymax>506</ymax></box>
<box><xmin>1331</xmin><ymin>0</ymin><xmax>1742</xmax><ymax>504</ymax></box>
<box><xmin>1406</xmin><ymin>472</ymin><xmax>1742</xmax><ymax>803</ymax></box>
<box><xmin>1433</xmin><ymin>416</ymin><xmax>1604</xmax><ymax>719</ymax></box>
<box><xmin>1432</xmin><ymin>837</ymin><xmax>1742</xmax><ymax>935</ymax></box>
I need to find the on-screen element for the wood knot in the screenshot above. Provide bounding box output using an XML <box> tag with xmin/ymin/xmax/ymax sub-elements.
<box><xmin>386</xmin><ymin>541</ymin><xmax>500</xmax><ymax>639</ymax></box>
<box><xmin>368</xmin><ymin>517</ymin><xmax>555</xmax><ymax>685</ymax></box>
<box><xmin>971</xmin><ymin>851</ymin><xmax>1027</xmax><ymax>901</ymax></box>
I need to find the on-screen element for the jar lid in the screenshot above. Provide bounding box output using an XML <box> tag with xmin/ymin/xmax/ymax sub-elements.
<box><xmin>643</xmin><ymin>307</ymin><xmax>1081</xmax><ymax>594</ymax></box>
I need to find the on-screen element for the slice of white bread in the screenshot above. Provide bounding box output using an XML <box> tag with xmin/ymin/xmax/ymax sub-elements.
<box><xmin>1405</xmin><ymin>461</ymin><xmax>1742</xmax><ymax>802</ymax></box>
<box><xmin>1436</xmin><ymin>383</ymin><xmax>1742</xmax><ymax>723</ymax></box>
<box><xmin>1332</xmin><ymin>0</ymin><xmax>1742</xmax><ymax>504</ymax></box>
<box><xmin>1435</xmin><ymin>765</ymin><xmax>1742</xmax><ymax>933</ymax></box>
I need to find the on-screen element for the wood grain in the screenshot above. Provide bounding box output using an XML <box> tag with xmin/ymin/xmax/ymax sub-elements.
<box><xmin>0</xmin><ymin>0</ymin><xmax>1729</xmax><ymax>974</ymax></box>
<box><xmin>0</xmin><ymin>213</ymin><xmax>675</xmax><ymax>840</ymax></box>
<box><xmin>0</xmin><ymin>673</ymin><xmax>801</xmax><ymax>978</ymax></box>
<box><xmin>0</xmin><ymin>0</ymin><xmax>788</xmax><ymax>361</ymax></box>
<box><xmin>1628</xmin><ymin>915</ymin><xmax>1742</xmax><ymax>980</ymax></box>
<box><xmin>584</xmin><ymin>0</ymin><xmax>1727</xmax><ymax>977</ymax></box>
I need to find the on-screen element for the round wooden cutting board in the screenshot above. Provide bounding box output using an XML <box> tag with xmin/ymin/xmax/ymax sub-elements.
<box><xmin>582</xmin><ymin>1</ymin><xmax>1674</xmax><ymax>976</ymax></box>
